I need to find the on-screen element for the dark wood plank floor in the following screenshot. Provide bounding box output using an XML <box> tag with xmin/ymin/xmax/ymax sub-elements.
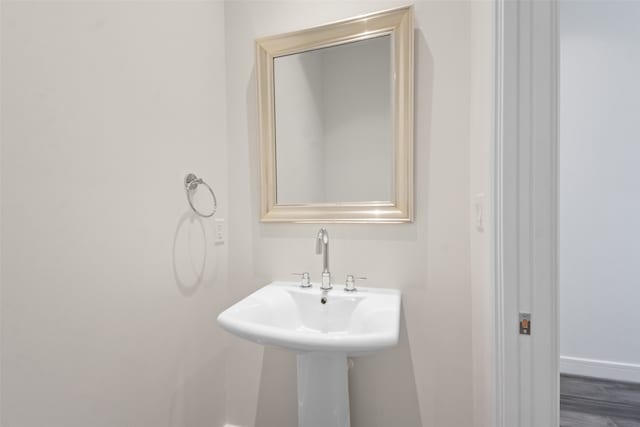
<box><xmin>561</xmin><ymin>374</ymin><xmax>640</xmax><ymax>427</ymax></box>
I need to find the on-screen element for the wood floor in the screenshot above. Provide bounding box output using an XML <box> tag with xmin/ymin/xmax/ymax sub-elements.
<box><xmin>561</xmin><ymin>374</ymin><xmax>640</xmax><ymax>427</ymax></box>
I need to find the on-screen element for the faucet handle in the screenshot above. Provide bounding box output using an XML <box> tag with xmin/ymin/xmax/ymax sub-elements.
<box><xmin>344</xmin><ymin>275</ymin><xmax>367</xmax><ymax>292</ymax></box>
<box><xmin>292</xmin><ymin>272</ymin><xmax>312</xmax><ymax>288</ymax></box>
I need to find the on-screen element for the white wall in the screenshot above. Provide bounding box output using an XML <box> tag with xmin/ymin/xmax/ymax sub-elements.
<box><xmin>224</xmin><ymin>2</ymin><xmax>476</xmax><ymax>426</ymax></box>
<box><xmin>559</xmin><ymin>0</ymin><xmax>640</xmax><ymax>381</ymax></box>
<box><xmin>0</xmin><ymin>2</ymin><xmax>495</xmax><ymax>426</ymax></box>
<box><xmin>469</xmin><ymin>1</ymin><xmax>493</xmax><ymax>426</ymax></box>
<box><xmin>1</xmin><ymin>2</ymin><xmax>229</xmax><ymax>425</ymax></box>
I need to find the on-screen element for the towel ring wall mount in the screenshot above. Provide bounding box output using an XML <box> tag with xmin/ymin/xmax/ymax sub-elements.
<box><xmin>184</xmin><ymin>173</ymin><xmax>217</xmax><ymax>218</ymax></box>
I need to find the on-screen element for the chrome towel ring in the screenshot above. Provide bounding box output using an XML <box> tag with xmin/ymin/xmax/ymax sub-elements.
<box><xmin>184</xmin><ymin>173</ymin><xmax>217</xmax><ymax>218</ymax></box>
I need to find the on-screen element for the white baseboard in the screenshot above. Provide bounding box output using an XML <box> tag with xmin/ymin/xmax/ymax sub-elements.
<box><xmin>560</xmin><ymin>355</ymin><xmax>640</xmax><ymax>383</ymax></box>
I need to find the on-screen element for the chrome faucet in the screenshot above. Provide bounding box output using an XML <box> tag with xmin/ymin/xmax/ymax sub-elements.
<box><xmin>316</xmin><ymin>228</ymin><xmax>331</xmax><ymax>290</ymax></box>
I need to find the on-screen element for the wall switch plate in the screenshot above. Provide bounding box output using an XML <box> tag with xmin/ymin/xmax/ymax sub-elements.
<box><xmin>214</xmin><ymin>218</ymin><xmax>225</xmax><ymax>244</ymax></box>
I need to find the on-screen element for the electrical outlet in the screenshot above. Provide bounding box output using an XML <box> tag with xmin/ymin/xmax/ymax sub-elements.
<box><xmin>214</xmin><ymin>218</ymin><xmax>225</xmax><ymax>244</ymax></box>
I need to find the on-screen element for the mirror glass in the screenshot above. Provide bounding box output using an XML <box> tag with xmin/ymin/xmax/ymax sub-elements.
<box><xmin>273</xmin><ymin>35</ymin><xmax>392</xmax><ymax>204</ymax></box>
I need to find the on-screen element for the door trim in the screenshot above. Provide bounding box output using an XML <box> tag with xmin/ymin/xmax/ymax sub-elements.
<box><xmin>493</xmin><ymin>1</ymin><xmax>559</xmax><ymax>426</ymax></box>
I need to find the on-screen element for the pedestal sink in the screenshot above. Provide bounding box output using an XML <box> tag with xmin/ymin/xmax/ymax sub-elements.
<box><xmin>217</xmin><ymin>281</ymin><xmax>401</xmax><ymax>427</ymax></box>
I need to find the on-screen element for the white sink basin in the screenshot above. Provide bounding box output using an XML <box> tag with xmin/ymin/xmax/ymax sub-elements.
<box><xmin>217</xmin><ymin>281</ymin><xmax>401</xmax><ymax>427</ymax></box>
<box><xmin>217</xmin><ymin>281</ymin><xmax>401</xmax><ymax>354</ymax></box>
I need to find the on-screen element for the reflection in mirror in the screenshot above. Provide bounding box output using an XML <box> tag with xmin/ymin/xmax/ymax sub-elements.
<box><xmin>274</xmin><ymin>35</ymin><xmax>392</xmax><ymax>204</ymax></box>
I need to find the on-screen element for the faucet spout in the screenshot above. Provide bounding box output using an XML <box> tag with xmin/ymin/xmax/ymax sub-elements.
<box><xmin>315</xmin><ymin>229</ymin><xmax>324</xmax><ymax>255</ymax></box>
<box><xmin>316</xmin><ymin>228</ymin><xmax>331</xmax><ymax>290</ymax></box>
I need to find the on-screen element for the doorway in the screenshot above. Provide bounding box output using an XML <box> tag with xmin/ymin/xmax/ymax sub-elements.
<box><xmin>558</xmin><ymin>1</ymin><xmax>640</xmax><ymax>425</ymax></box>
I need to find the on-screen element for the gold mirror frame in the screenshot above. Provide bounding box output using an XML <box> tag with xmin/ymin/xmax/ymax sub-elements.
<box><xmin>256</xmin><ymin>6</ymin><xmax>414</xmax><ymax>223</ymax></box>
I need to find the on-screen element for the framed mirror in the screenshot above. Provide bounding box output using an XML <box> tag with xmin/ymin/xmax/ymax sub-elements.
<box><xmin>256</xmin><ymin>6</ymin><xmax>414</xmax><ymax>223</ymax></box>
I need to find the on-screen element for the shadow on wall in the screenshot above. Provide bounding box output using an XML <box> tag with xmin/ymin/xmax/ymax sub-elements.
<box><xmin>412</xmin><ymin>28</ymin><xmax>433</xmax><ymax>229</ymax></box>
<box><xmin>349</xmin><ymin>309</ymin><xmax>422</xmax><ymax>426</ymax></box>
<box><xmin>167</xmin><ymin>349</ymin><xmax>226</xmax><ymax>427</ymax></box>
<box><xmin>251</xmin><ymin>308</ymin><xmax>422</xmax><ymax>427</ymax></box>
<box><xmin>255</xmin><ymin>347</ymin><xmax>299</xmax><ymax>427</ymax></box>
<box><xmin>245</xmin><ymin>68</ymin><xmax>268</xmax><ymax>284</ymax></box>
<box><xmin>172</xmin><ymin>210</ymin><xmax>221</xmax><ymax>296</ymax></box>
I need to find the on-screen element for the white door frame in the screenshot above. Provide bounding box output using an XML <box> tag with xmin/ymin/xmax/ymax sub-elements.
<box><xmin>493</xmin><ymin>1</ymin><xmax>559</xmax><ymax>426</ymax></box>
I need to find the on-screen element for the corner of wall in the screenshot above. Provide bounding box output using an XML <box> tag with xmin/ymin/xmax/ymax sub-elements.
<box><xmin>468</xmin><ymin>1</ymin><xmax>495</xmax><ymax>427</ymax></box>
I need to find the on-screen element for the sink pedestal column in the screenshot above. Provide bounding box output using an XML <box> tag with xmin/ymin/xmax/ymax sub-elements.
<box><xmin>296</xmin><ymin>352</ymin><xmax>350</xmax><ymax>427</ymax></box>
